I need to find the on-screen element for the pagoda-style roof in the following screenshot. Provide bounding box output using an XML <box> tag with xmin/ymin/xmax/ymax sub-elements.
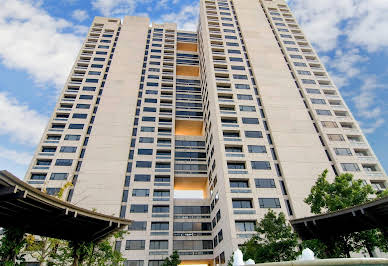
<box><xmin>0</xmin><ymin>170</ymin><xmax>131</xmax><ymax>242</ymax></box>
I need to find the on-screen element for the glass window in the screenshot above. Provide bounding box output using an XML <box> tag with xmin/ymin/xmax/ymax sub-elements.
<box><xmin>255</xmin><ymin>179</ymin><xmax>275</xmax><ymax>188</ymax></box>
<box><xmin>259</xmin><ymin>198</ymin><xmax>281</xmax><ymax>208</ymax></box>
<box><xmin>311</xmin><ymin>99</ymin><xmax>326</xmax><ymax>104</ymax></box>
<box><xmin>68</xmin><ymin>124</ymin><xmax>84</xmax><ymax>129</ymax></box>
<box><xmin>128</xmin><ymin>221</ymin><xmax>147</xmax><ymax>231</ymax></box>
<box><xmin>30</xmin><ymin>173</ymin><xmax>46</xmax><ymax>180</ymax></box>
<box><xmin>139</xmin><ymin>137</ymin><xmax>154</xmax><ymax>143</ymax></box>
<box><xmin>138</xmin><ymin>149</ymin><xmax>153</xmax><ymax>155</ymax></box>
<box><xmin>248</xmin><ymin>145</ymin><xmax>266</xmax><ymax>153</ymax></box>
<box><xmin>341</xmin><ymin>163</ymin><xmax>360</xmax><ymax>172</ymax></box>
<box><xmin>242</xmin><ymin>117</ymin><xmax>259</xmax><ymax>124</ymax></box>
<box><xmin>245</xmin><ymin>131</ymin><xmax>263</xmax><ymax>138</ymax></box>
<box><xmin>125</xmin><ymin>240</ymin><xmax>145</xmax><ymax>250</ymax></box>
<box><xmin>55</xmin><ymin>159</ymin><xmax>73</xmax><ymax>166</ymax></box>
<box><xmin>151</xmin><ymin>222</ymin><xmax>169</xmax><ymax>231</ymax></box>
<box><xmin>134</xmin><ymin>174</ymin><xmax>151</xmax><ymax>182</ymax></box>
<box><xmin>152</xmin><ymin>205</ymin><xmax>169</xmax><ymax>213</ymax></box>
<box><xmin>132</xmin><ymin>189</ymin><xmax>150</xmax><ymax>197</ymax></box>
<box><xmin>150</xmin><ymin>240</ymin><xmax>168</xmax><ymax>250</ymax></box>
<box><xmin>334</xmin><ymin>148</ymin><xmax>352</xmax><ymax>156</ymax></box>
<box><xmin>50</xmin><ymin>173</ymin><xmax>69</xmax><ymax>180</ymax></box>
<box><xmin>230</xmin><ymin>180</ymin><xmax>249</xmax><ymax>188</ymax></box>
<box><xmin>130</xmin><ymin>204</ymin><xmax>148</xmax><ymax>213</ymax></box>
<box><xmin>316</xmin><ymin>109</ymin><xmax>331</xmax><ymax>116</ymax></box>
<box><xmin>235</xmin><ymin>221</ymin><xmax>255</xmax><ymax>232</ymax></box>
<box><xmin>232</xmin><ymin>200</ymin><xmax>252</xmax><ymax>208</ymax></box>
<box><xmin>306</xmin><ymin>88</ymin><xmax>321</xmax><ymax>94</ymax></box>
<box><xmin>59</xmin><ymin>146</ymin><xmax>77</xmax><ymax>153</ymax></box>
<box><xmin>251</xmin><ymin>161</ymin><xmax>271</xmax><ymax>170</ymax></box>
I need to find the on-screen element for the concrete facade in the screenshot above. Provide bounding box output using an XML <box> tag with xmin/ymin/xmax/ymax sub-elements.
<box><xmin>24</xmin><ymin>0</ymin><xmax>387</xmax><ymax>265</ymax></box>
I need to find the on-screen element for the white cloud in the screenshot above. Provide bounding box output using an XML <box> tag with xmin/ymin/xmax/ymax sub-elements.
<box><xmin>0</xmin><ymin>146</ymin><xmax>32</xmax><ymax>165</ymax></box>
<box><xmin>92</xmin><ymin>0</ymin><xmax>140</xmax><ymax>17</ymax></box>
<box><xmin>352</xmin><ymin>76</ymin><xmax>383</xmax><ymax>119</ymax></box>
<box><xmin>159</xmin><ymin>3</ymin><xmax>199</xmax><ymax>31</ymax></box>
<box><xmin>72</xmin><ymin>9</ymin><xmax>89</xmax><ymax>22</ymax></box>
<box><xmin>289</xmin><ymin>0</ymin><xmax>388</xmax><ymax>53</ymax></box>
<box><xmin>0</xmin><ymin>92</ymin><xmax>48</xmax><ymax>146</ymax></box>
<box><xmin>327</xmin><ymin>48</ymin><xmax>367</xmax><ymax>88</ymax></box>
<box><xmin>0</xmin><ymin>0</ymin><xmax>84</xmax><ymax>88</ymax></box>
<box><xmin>362</xmin><ymin>118</ymin><xmax>385</xmax><ymax>134</ymax></box>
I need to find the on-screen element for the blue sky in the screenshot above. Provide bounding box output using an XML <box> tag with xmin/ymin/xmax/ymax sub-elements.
<box><xmin>0</xmin><ymin>0</ymin><xmax>387</xmax><ymax>179</ymax></box>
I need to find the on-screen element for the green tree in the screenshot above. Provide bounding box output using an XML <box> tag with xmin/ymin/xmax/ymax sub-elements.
<box><xmin>0</xmin><ymin>227</ymin><xmax>27</xmax><ymax>265</ymax></box>
<box><xmin>304</xmin><ymin>169</ymin><xmax>384</xmax><ymax>257</ymax></box>
<box><xmin>241</xmin><ymin>210</ymin><xmax>299</xmax><ymax>263</ymax></box>
<box><xmin>161</xmin><ymin>250</ymin><xmax>181</xmax><ymax>266</ymax></box>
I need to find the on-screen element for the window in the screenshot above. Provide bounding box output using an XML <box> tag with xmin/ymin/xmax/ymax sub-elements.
<box><xmin>239</xmin><ymin>105</ymin><xmax>256</xmax><ymax>112</ymax></box>
<box><xmin>233</xmin><ymin>74</ymin><xmax>248</xmax><ymax>80</ymax></box>
<box><xmin>143</xmin><ymin>107</ymin><xmax>156</xmax><ymax>112</ymax></box>
<box><xmin>55</xmin><ymin>159</ymin><xmax>73</xmax><ymax>166</ymax></box>
<box><xmin>230</xmin><ymin>57</ymin><xmax>243</xmax><ymax>62</ymax></box>
<box><xmin>85</xmin><ymin>79</ymin><xmax>99</xmax><ymax>83</ymax></box>
<box><xmin>83</xmin><ymin>86</ymin><xmax>96</xmax><ymax>91</ymax></box>
<box><xmin>227</xmin><ymin>162</ymin><xmax>246</xmax><ymax>169</ymax></box>
<box><xmin>242</xmin><ymin>117</ymin><xmax>259</xmax><ymax>124</ymax></box>
<box><xmin>297</xmin><ymin>70</ymin><xmax>311</xmax><ymax>75</ymax></box>
<box><xmin>130</xmin><ymin>204</ymin><xmax>148</xmax><ymax>213</ymax></box>
<box><xmin>139</xmin><ymin>137</ymin><xmax>154</xmax><ymax>143</ymax></box>
<box><xmin>251</xmin><ymin>161</ymin><xmax>271</xmax><ymax>170</ymax></box>
<box><xmin>151</xmin><ymin>222</ymin><xmax>169</xmax><ymax>231</ymax></box>
<box><xmin>154</xmin><ymin>190</ymin><xmax>170</xmax><ymax>197</ymax></box>
<box><xmin>259</xmin><ymin>198</ymin><xmax>281</xmax><ymax>208</ymax></box>
<box><xmin>231</xmin><ymin>65</ymin><xmax>245</xmax><ymax>70</ymax></box>
<box><xmin>311</xmin><ymin>99</ymin><xmax>326</xmax><ymax>104</ymax></box>
<box><xmin>72</xmin><ymin>113</ymin><xmax>87</xmax><ymax>119</ymax></box>
<box><xmin>132</xmin><ymin>189</ymin><xmax>150</xmax><ymax>197</ymax></box>
<box><xmin>173</xmin><ymin>240</ymin><xmax>213</xmax><ymax>250</ymax></box>
<box><xmin>30</xmin><ymin>173</ymin><xmax>46</xmax><ymax>180</ymax></box>
<box><xmin>334</xmin><ymin>148</ymin><xmax>352</xmax><ymax>156</ymax></box>
<box><xmin>68</xmin><ymin>124</ymin><xmax>84</xmax><ymax>129</ymax></box>
<box><xmin>286</xmin><ymin>47</ymin><xmax>298</xmax><ymax>51</ymax></box>
<box><xmin>248</xmin><ymin>145</ymin><xmax>266</xmax><ymax>153</ymax></box>
<box><xmin>125</xmin><ymin>240</ymin><xmax>145</xmax><ymax>250</ymax></box>
<box><xmin>128</xmin><ymin>221</ymin><xmax>147</xmax><ymax>231</ymax></box>
<box><xmin>245</xmin><ymin>131</ymin><xmax>263</xmax><ymax>138</ymax></box>
<box><xmin>232</xmin><ymin>200</ymin><xmax>252</xmax><ymax>208</ymax></box>
<box><xmin>341</xmin><ymin>163</ymin><xmax>360</xmax><ymax>172</ymax></box>
<box><xmin>255</xmin><ymin>178</ymin><xmax>276</xmax><ymax>188</ymax></box>
<box><xmin>60</xmin><ymin>146</ymin><xmax>77</xmax><ymax>153</ymax></box>
<box><xmin>230</xmin><ymin>180</ymin><xmax>248</xmax><ymax>188</ymax></box>
<box><xmin>302</xmin><ymin>79</ymin><xmax>316</xmax><ymax>84</ymax></box>
<box><xmin>321</xmin><ymin>121</ymin><xmax>338</xmax><ymax>128</ymax></box>
<box><xmin>79</xmin><ymin>95</ymin><xmax>93</xmax><ymax>100</ymax></box>
<box><xmin>49</xmin><ymin>173</ymin><xmax>68</xmax><ymax>180</ymax></box>
<box><xmin>46</xmin><ymin>188</ymin><xmax>61</xmax><ymax>196</ymax></box>
<box><xmin>150</xmin><ymin>240</ymin><xmax>168</xmax><ymax>250</ymax></box>
<box><xmin>228</xmin><ymin>49</ymin><xmax>241</xmax><ymax>54</ymax></box>
<box><xmin>141</xmin><ymin>126</ymin><xmax>155</xmax><ymax>132</ymax></box>
<box><xmin>76</xmin><ymin>104</ymin><xmax>90</xmax><ymax>109</ymax></box>
<box><xmin>235</xmin><ymin>221</ymin><xmax>255</xmax><ymax>231</ymax></box>
<box><xmin>316</xmin><ymin>109</ymin><xmax>331</xmax><ymax>116</ymax></box>
<box><xmin>134</xmin><ymin>174</ymin><xmax>151</xmax><ymax>182</ymax></box>
<box><xmin>136</xmin><ymin>161</ymin><xmax>152</xmax><ymax>168</ymax></box>
<box><xmin>152</xmin><ymin>205</ymin><xmax>169</xmax><ymax>213</ymax></box>
<box><xmin>138</xmin><ymin>149</ymin><xmax>153</xmax><ymax>155</ymax></box>
<box><xmin>237</xmin><ymin>94</ymin><xmax>253</xmax><ymax>100</ymax></box>
<box><xmin>290</xmin><ymin>54</ymin><xmax>303</xmax><ymax>59</ymax></box>
<box><xmin>328</xmin><ymin>134</ymin><xmax>345</xmax><ymax>141</ymax></box>
<box><xmin>142</xmin><ymin>116</ymin><xmax>155</xmax><ymax>122</ymax></box>
<box><xmin>235</xmin><ymin>84</ymin><xmax>250</xmax><ymax>90</ymax></box>
<box><xmin>306</xmin><ymin>88</ymin><xmax>321</xmax><ymax>94</ymax></box>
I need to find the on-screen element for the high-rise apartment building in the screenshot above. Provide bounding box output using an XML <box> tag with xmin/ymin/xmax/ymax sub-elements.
<box><xmin>24</xmin><ymin>0</ymin><xmax>387</xmax><ymax>264</ymax></box>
